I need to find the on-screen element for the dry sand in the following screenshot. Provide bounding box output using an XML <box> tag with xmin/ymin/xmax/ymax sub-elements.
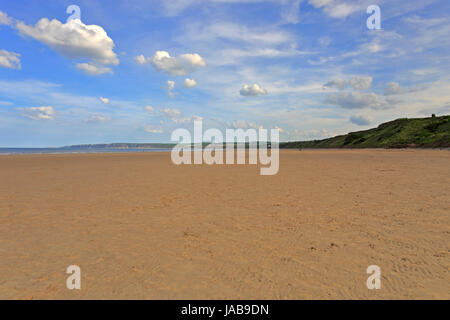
<box><xmin>0</xmin><ymin>149</ymin><xmax>448</xmax><ymax>299</ymax></box>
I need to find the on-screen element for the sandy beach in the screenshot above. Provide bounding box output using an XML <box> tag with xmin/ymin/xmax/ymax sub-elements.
<box><xmin>0</xmin><ymin>149</ymin><xmax>448</xmax><ymax>299</ymax></box>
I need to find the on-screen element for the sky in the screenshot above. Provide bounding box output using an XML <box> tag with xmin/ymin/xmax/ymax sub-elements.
<box><xmin>0</xmin><ymin>0</ymin><xmax>449</xmax><ymax>147</ymax></box>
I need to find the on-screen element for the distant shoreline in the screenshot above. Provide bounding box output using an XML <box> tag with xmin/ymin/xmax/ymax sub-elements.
<box><xmin>0</xmin><ymin>147</ymin><xmax>172</xmax><ymax>155</ymax></box>
<box><xmin>1</xmin><ymin>147</ymin><xmax>449</xmax><ymax>156</ymax></box>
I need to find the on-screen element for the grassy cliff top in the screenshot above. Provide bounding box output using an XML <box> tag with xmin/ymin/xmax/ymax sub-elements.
<box><xmin>280</xmin><ymin>115</ymin><xmax>450</xmax><ymax>149</ymax></box>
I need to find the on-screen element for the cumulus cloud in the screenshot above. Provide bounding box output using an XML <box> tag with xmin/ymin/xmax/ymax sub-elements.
<box><xmin>308</xmin><ymin>0</ymin><xmax>359</xmax><ymax>18</ymax></box>
<box><xmin>240</xmin><ymin>83</ymin><xmax>268</xmax><ymax>96</ymax></box>
<box><xmin>143</xmin><ymin>125</ymin><xmax>163</xmax><ymax>133</ymax></box>
<box><xmin>383</xmin><ymin>82</ymin><xmax>406</xmax><ymax>95</ymax></box>
<box><xmin>274</xmin><ymin>126</ymin><xmax>283</xmax><ymax>132</ymax></box>
<box><xmin>382</xmin><ymin>82</ymin><xmax>425</xmax><ymax>96</ymax></box>
<box><xmin>136</xmin><ymin>51</ymin><xmax>206</xmax><ymax>76</ymax></box>
<box><xmin>166</xmin><ymin>80</ymin><xmax>176</xmax><ymax>97</ymax></box>
<box><xmin>144</xmin><ymin>105</ymin><xmax>154</xmax><ymax>113</ymax></box>
<box><xmin>231</xmin><ymin>120</ymin><xmax>260</xmax><ymax>129</ymax></box>
<box><xmin>134</xmin><ymin>54</ymin><xmax>147</xmax><ymax>65</ymax></box>
<box><xmin>349</xmin><ymin>76</ymin><xmax>372</xmax><ymax>90</ymax></box>
<box><xmin>0</xmin><ymin>10</ymin><xmax>12</xmax><ymax>25</ymax></box>
<box><xmin>326</xmin><ymin>92</ymin><xmax>389</xmax><ymax>110</ymax></box>
<box><xmin>350</xmin><ymin>114</ymin><xmax>374</xmax><ymax>126</ymax></box>
<box><xmin>99</xmin><ymin>97</ymin><xmax>110</xmax><ymax>104</ymax></box>
<box><xmin>167</xmin><ymin>80</ymin><xmax>175</xmax><ymax>91</ymax></box>
<box><xmin>76</xmin><ymin>62</ymin><xmax>113</xmax><ymax>75</ymax></box>
<box><xmin>180</xmin><ymin>53</ymin><xmax>206</xmax><ymax>68</ymax></box>
<box><xmin>183</xmin><ymin>78</ymin><xmax>197</xmax><ymax>88</ymax></box>
<box><xmin>17</xmin><ymin>18</ymin><xmax>119</xmax><ymax>68</ymax></box>
<box><xmin>160</xmin><ymin>108</ymin><xmax>181</xmax><ymax>119</ymax></box>
<box><xmin>324</xmin><ymin>76</ymin><xmax>372</xmax><ymax>90</ymax></box>
<box><xmin>323</xmin><ymin>78</ymin><xmax>348</xmax><ymax>90</ymax></box>
<box><xmin>159</xmin><ymin>108</ymin><xmax>202</xmax><ymax>123</ymax></box>
<box><xmin>17</xmin><ymin>106</ymin><xmax>55</xmax><ymax>120</ymax></box>
<box><xmin>0</xmin><ymin>49</ymin><xmax>21</xmax><ymax>69</ymax></box>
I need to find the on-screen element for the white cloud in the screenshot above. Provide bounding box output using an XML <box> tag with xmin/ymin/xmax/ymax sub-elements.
<box><xmin>183</xmin><ymin>78</ymin><xmax>197</xmax><ymax>88</ymax></box>
<box><xmin>144</xmin><ymin>105</ymin><xmax>154</xmax><ymax>113</ymax></box>
<box><xmin>323</xmin><ymin>76</ymin><xmax>372</xmax><ymax>90</ymax></box>
<box><xmin>210</xmin><ymin>118</ymin><xmax>265</xmax><ymax>130</ymax></box>
<box><xmin>308</xmin><ymin>0</ymin><xmax>359</xmax><ymax>18</ymax></box>
<box><xmin>281</xmin><ymin>0</ymin><xmax>303</xmax><ymax>24</ymax></box>
<box><xmin>166</xmin><ymin>80</ymin><xmax>176</xmax><ymax>97</ymax></box>
<box><xmin>134</xmin><ymin>54</ymin><xmax>147</xmax><ymax>65</ymax></box>
<box><xmin>76</xmin><ymin>63</ymin><xmax>113</xmax><ymax>75</ymax></box>
<box><xmin>349</xmin><ymin>114</ymin><xmax>373</xmax><ymax>125</ymax></box>
<box><xmin>327</xmin><ymin>3</ymin><xmax>358</xmax><ymax>18</ymax></box>
<box><xmin>231</xmin><ymin>120</ymin><xmax>260</xmax><ymax>129</ymax></box>
<box><xmin>309</xmin><ymin>0</ymin><xmax>333</xmax><ymax>6</ymax></box>
<box><xmin>85</xmin><ymin>114</ymin><xmax>111</xmax><ymax>123</ymax></box>
<box><xmin>0</xmin><ymin>49</ymin><xmax>21</xmax><ymax>69</ymax></box>
<box><xmin>17</xmin><ymin>106</ymin><xmax>55</xmax><ymax>120</ymax></box>
<box><xmin>143</xmin><ymin>125</ymin><xmax>163</xmax><ymax>133</ymax></box>
<box><xmin>338</xmin><ymin>38</ymin><xmax>386</xmax><ymax>60</ymax></box>
<box><xmin>136</xmin><ymin>50</ymin><xmax>206</xmax><ymax>76</ymax></box>
<box><xmin>17</xmin><ymin>18</ymin><xmax>119</xmax><ymax>67</ymax></box>
<box><xmin>383</xmin><ymin>82</ymin><xmax>425</xmax><ymax>96</ymax></box>
<box><xmin>326</xmin><ymin>92</ymin><xmax>390</xmax><ymax>110</ymax></box>
<box><xmin>99</xmin><ymin>97</ymin><xmax>110</xmax><ymax>104</ymax></box>
<box><xmin>308</xmin><ymin>56</ymin><xmax>333</xmax><ymax>65</ymax></box>
<box><xmin>403</xmin><ymin>15</ymin><xmax>447</xmax><ymax>27</ymax></box>
<box><xmin>359</xmin><ymin>40</ymin><xmax>384</xmax><ymax>53</ymax></box>
<box><xmin>159</xmin><ymin>108</ymin><xmax>202</xmax><ymax>123</ymax></box>
<box><xmin>349</xmin><ymin>76</ymin><xmax>372</xmax><ymax>90</ymax></box>
<box><xmin>240</xmin><ymin>83</ymin><xmax>268</xmax><ymax>96</ymax></box>
<box><xmin>180</xmin><ymin>53</ymin><xmax>206</xmax><ymax>68</ymax></box>
<box><xmin>290</xmin><ymin>127</ymin><xmax>339</xmax><ymax>140</ymax></box>
<box><xmin>167</xmin><ymin>80</ymin><xmax>175</xmax><ymax>91</ymax></box>
<box><xmin>173</xmin><ymin>115</ymin><xmax>203</xmax><ymax>124</ymax></box>
<box><xmin>0</xmin><ymin>10</ymin><xmax>12</xmax><ymax>25</ymax></box>
<box><xmin>323</xmin><ymin>78</ymin><xmax>348</xmax><ymax>90</ymax></box>
<box><xmin>160</xmin><ymin>108</ymin><xmax>182</xmax><ymax>119</ymax></box>
<box><xmin>383</xmin><ymin>82</ymin><xmax>405</xmax><ymax>95</ymax></box>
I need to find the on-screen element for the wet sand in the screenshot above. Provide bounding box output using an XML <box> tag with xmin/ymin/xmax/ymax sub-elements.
<box><xmin>0</xmin><ymin>149</ymin><xmax>448</xmax><ymax>299</ymax></box>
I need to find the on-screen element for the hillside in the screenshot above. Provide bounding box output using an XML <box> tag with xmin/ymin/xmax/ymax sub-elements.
<box><xmin>280</xmin><ymin>115</ymin><xmax>450</xmax><ymax>149</ymax></box>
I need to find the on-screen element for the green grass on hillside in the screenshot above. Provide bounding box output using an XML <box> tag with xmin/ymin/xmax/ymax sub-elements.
<box><xmin>280</xmin><ymin>115</ymin><xmax>450</xmax><ymax>149</ymax></box>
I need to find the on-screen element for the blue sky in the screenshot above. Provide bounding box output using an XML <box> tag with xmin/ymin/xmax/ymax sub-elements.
<box><xmin>0</xmin><ymin>0</ymin><xmax>449</xmax><ymax>147</ymax></box>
